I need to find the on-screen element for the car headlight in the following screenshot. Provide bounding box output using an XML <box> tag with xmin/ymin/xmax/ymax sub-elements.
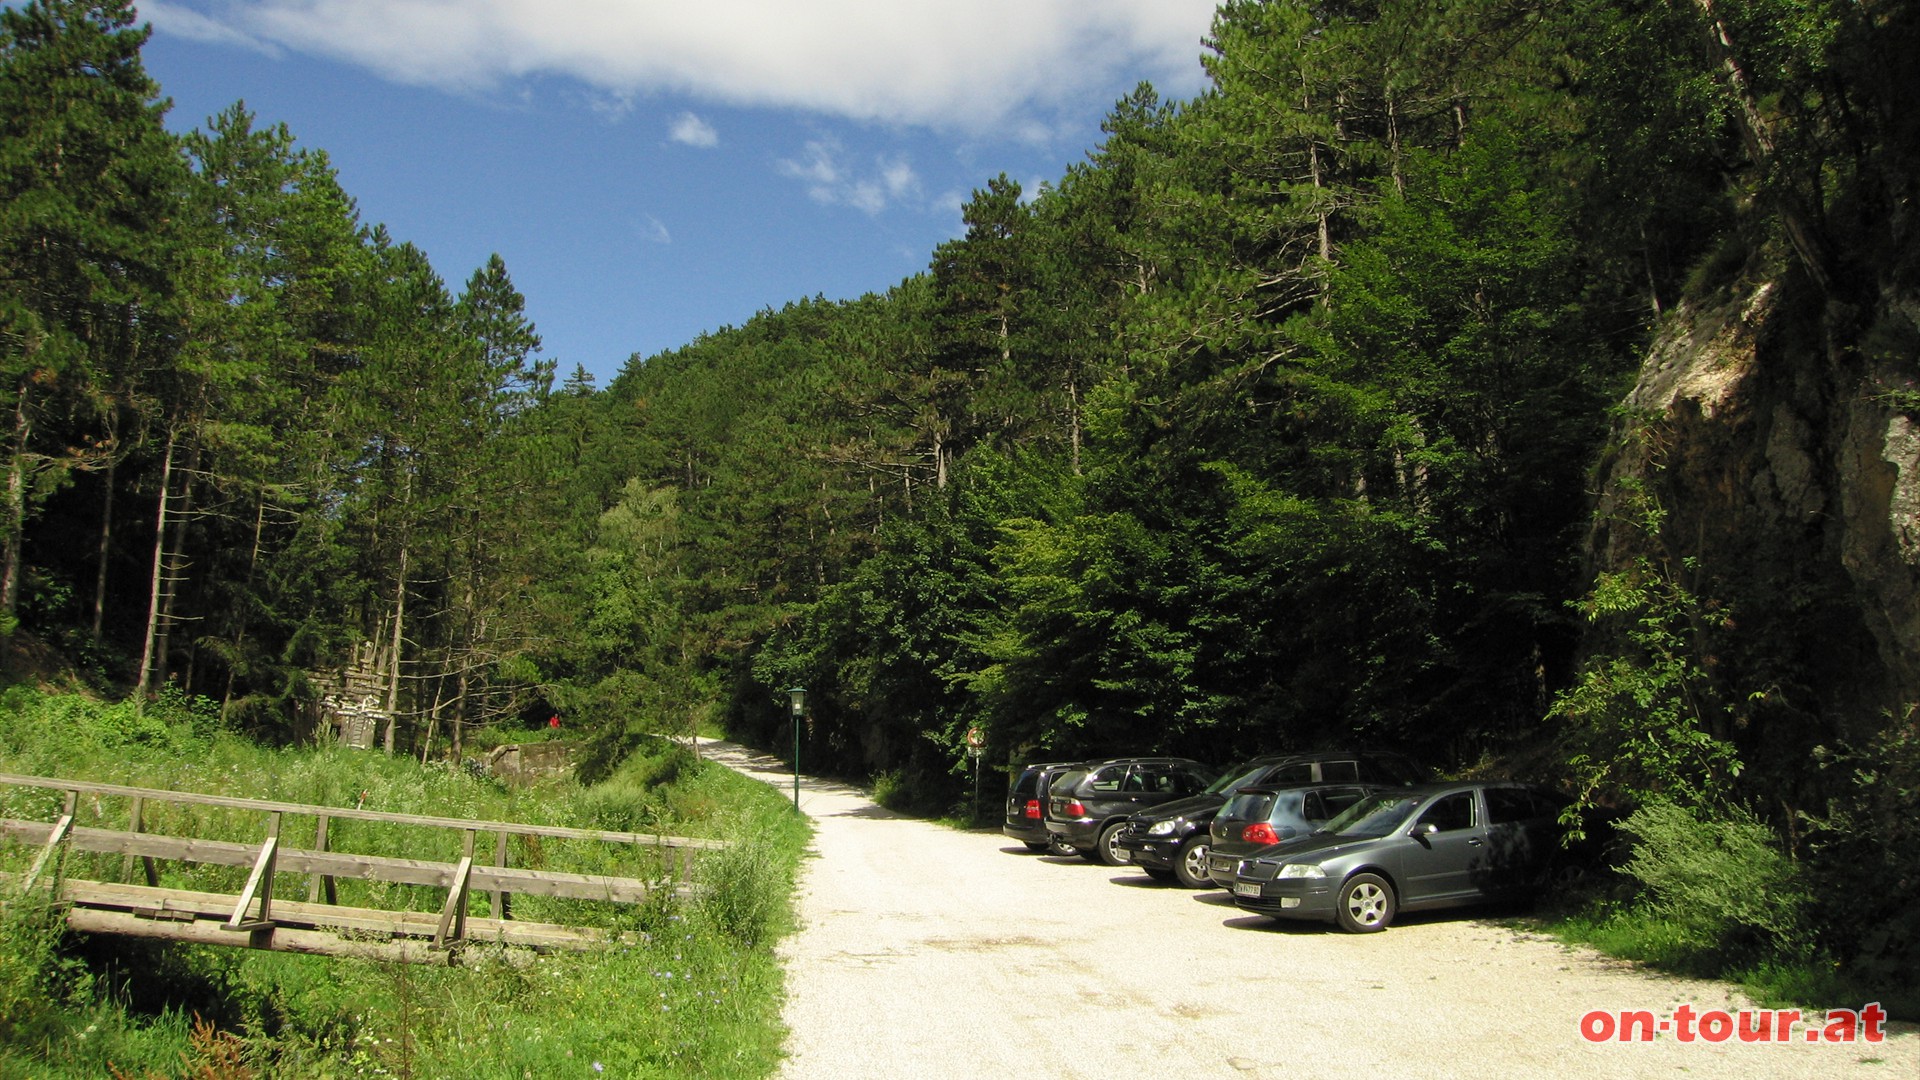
<box><xmin>1276</xmin><ymin>863</ymin><xmax>1325</xmax><ymax>879</ymax></box>
<box><xmin>1147</xmin><ymin>819</ymin><xmax>1178</xmax><ymax>836</ymax></box>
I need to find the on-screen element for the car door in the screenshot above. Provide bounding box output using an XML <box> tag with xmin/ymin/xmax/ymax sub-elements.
<box><xmin>1396</xmin><ymin>790</ymin><xmax>1489</xmax><ymax>905</ymax></box>
<box><xmin>1482</xmin><ymin>785</ymin><xmax>1552</xmax><ymax>893</ymax></box>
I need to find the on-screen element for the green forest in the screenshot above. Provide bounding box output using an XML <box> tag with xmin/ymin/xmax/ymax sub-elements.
<box><xmin>3</xmin><ymin>0</ymin><xmax>1917</xmax><ymax>1008</ymax></box>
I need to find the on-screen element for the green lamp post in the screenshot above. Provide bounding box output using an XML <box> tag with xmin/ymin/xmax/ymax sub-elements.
<box><xmin>786</xmin><ymin>687</ymin><xmax>806</xmax><ymax>811</ymax></box>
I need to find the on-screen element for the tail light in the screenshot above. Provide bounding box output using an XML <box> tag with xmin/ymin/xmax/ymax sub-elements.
<box><xmin>1025</xmin><ymin>799</ymin><xmax>1041</xmax><ymax>819</ymax></box>
<box><xmin>1242</xmin><ymin>823</ymin><xmax>1280</xmax><ymax>846</ymax></box>
<box><xmin>1063</xmin><ymin>800</ymin><xmax>1087</xmax><ymax>818</ymax></box>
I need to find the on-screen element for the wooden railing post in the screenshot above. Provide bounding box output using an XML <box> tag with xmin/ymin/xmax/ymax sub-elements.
<box><xmin>308</xmin><ymin>813</ymin><xmax>336</xmax><ymax>905</ymax></box>
<box><xmin>491</xmin><ymin>830</ymin><xmax>511</xmax><ymax>920</ymax></box>
<box><xmin>123</xmin><ymin>795</ymin><xmax>162</xmax><ymax>887</ymax></box>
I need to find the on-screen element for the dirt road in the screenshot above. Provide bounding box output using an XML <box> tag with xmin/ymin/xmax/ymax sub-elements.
<box><xmin>699</xmin><ymin>739</ymin><xmax>1915</xmax><ymax>1080</ymax></box>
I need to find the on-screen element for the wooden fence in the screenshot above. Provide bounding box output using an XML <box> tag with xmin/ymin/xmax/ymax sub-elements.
<box><xmin>0</xmin><ymin>773</ymin><xmax>727</xmax><ymax>964</ymax></box>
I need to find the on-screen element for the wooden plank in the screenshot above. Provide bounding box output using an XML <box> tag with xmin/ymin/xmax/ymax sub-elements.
<box><xmin>3</xmin><ymin>876</ymin><xmax>643</xmax><ymax>955</ymax></box>
<box><xmin>20</xmin><ymin>813</ymin><xmax>73</xmax><ymax>892</ymax></box>
<box><xmin>433</xmin><ymin>856</ymin><xmax>474</xmax><ymax>949</ymax></box>
<box><xmin>64</xmin><ymin>907</ymin><xmax>450</xmax><ymax>965</ymax></box>
<box><xmin>0</xmin><ymin>773</ymin><xmax>726</xmax><ymax>850</ymax></box>
<box><xmin>43</xmin><ymin>880</ymin><xmax>638</xmax><ymax>946</ymax></box>
<box><xmin>226</xmin><ymin>834</ymin><xmax>279</xmax><ymax>931</ymax></box>
<box><xmin>2</xmin><ymin>819</ymin><xmax>676</xmax><ymax>904</ymax></box>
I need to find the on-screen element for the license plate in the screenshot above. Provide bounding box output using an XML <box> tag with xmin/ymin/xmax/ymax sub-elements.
<box><xmin>1234</xmin><ymin>882</ymin><xmax>1262</xmax><ymax>898</ymax></box>
<box><xmin>1209</xmin><ymin>856</ymin><xmax>1232</xmax><ymax>871</ymax></box>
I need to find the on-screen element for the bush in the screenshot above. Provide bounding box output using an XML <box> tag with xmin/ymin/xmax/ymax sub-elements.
<box><xmin>0</xmin><ymin>895</ymin><xmax>69</xmax><ymax>1044</ymax></box>
<box><xmin>1803</xmin><ymin>723</ymin><xmax>1920</xmax><ymax>1000</ymax></box>
<box><xmin>1618</xmin><ymin>800</ymin><xmax>1809</xmax><ymax>961</ymax></box>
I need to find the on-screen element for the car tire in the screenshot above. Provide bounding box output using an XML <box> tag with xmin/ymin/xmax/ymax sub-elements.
<box><xmin>1335</xmin><ymin>872</ymin><xmax>1396</xmax><ymax>933</ymax></box>
<box><xmin>1048</xmin><ymin>838</ymin><xmax>1080</xmax><ymax>857</ymax></box>
<box><xmin>1173</xmin><ymin>836</ymin><xmax>1212</xmax><ymax>889</ymax></box>
<box><xmin>1094</xmin><ymin>821</ymin><xmax>1131</xmax><ymax>866</ymax></box>
<box><xmin>1022</xmin><ymin>841</ymin><xmax>1050</xmax><ymax>852</ymax></box>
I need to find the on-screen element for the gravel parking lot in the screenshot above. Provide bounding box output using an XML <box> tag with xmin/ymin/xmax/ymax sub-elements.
<box><xmin>701</xmin><ymin>739</ymin><xmax>1916</xmax><ymax>1080</ymax></box>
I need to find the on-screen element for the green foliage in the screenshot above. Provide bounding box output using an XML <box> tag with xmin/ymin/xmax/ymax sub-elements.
<box><xmin>1617</xmin><ymin>801</ymin><xmax>1809</xmax><ymax>960</ymax></box>
<box><xmin>0</xmin><ymin>689</ymin><xmax>806</xmax><ymax>1078</ymax></box>
<box><xmin>1551</xmin><ymin>476</ymin><xmax>1744</xmax><ymax>815</ymax></box>
<box><xmin>1802</xmin><ymin>722</ymin><xmax>1920</xmax><ymax>996</ymax></box>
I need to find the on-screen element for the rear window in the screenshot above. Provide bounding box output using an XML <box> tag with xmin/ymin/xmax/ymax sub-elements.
<box><xmin>1263</xmin><ymin>762</ymin><xmax>1314</xmax><ymax>785</ymax></box>
<box><xmin>1485</xmin><ymin>786</ymin><xmax>1561</xmax><ymax>824</ymax></box>
<box><xmin>1221</xmin><ymin>791</ymin><xmax>1276</xmax><ymax>822</ymax></box>
<box><xmin>1014</xmin><ymin>767</ymin><xmax>1061</xmax><ymax>796</ymax></box>
<box><xmin>1318</xmin><ymin>759</ymin><xmax>1360</xmax><ymax>782</ymax></box>
<box><xmin>1305</xmin><ymin>787</ymin><xmax>1370</xmax><ymax>821</ymax></box>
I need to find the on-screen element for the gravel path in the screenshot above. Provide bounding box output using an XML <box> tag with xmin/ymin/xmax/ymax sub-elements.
<box><xmin>699</xmin><ymin>738</ymin><xmax>1916</xmax><ymax>1080</ymax></box>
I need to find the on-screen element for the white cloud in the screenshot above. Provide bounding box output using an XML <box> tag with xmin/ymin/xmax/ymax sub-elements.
<box><xmin>777</xmin><ymin>139</ymin><xmax>921</xmax><ymax>215</ymax></box>
<box><xmin>139</xmin><ymin>1</ymin><xmax>280</xmax><ymax>55</ymax></box>
<box><xmin>143</xmin><ymin>1</ymin><xmax>1215</xmax><ymax>133</ymax></box>
<box><xmin>639</xmin><ymin>215</ymin><xmax>671</xmax><ymax>244</ymax></box>
<box><xmin>669</xmin><ymin>112</ymin><xmax>719</xmax><ymax>148</ymax></box>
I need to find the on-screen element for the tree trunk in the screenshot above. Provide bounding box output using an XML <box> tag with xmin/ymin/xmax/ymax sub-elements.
<box><xmin>1690</xmin><ymin>0</ymin><xmax>1833</xmax><ymax>294</ymax></box>
<box><xmin>383</xmin><ymin>537</ymin><xmax>408</xmax><ymax>754</ymax></box>
<box><xmin>151</xmin><ymin>438</ymin><xmax>199</xmax><ymax>690</ymax></box>
<box><xmin>1</xmin><ymin>380</ymin><xmax>33</xmax><ymax>628</ymax></box>
<box><xmin>137</xmin><ymin>432</ymin><xmax>177</xmax><ymax>704</ymax></box>
<box><xmin>92</xmin><ymin>456</ymin><xmax>115</xmax><ymax>639</ymax></box>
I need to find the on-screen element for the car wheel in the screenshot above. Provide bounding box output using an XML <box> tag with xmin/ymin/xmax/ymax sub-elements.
<box><xmin>1022</xmin><ymin>841</ymin><xmax>1050</xmax><ymax>852</ymax></box>
<box><xmin>1048</xmin><ymin>838</ymin><xmax>1080</xmax><ymax>857</ymax></box>
<box><xmin>1335</xmin><ymin>873</ymin><xmax>1396</xmax><ymax>933</ymax></box>
<box><xmin>1173</xmin><ymin>837</ymin><xmax>1212</xmax><ymax>889</ymax></box>
<box><xmin>1546</xmin><ymin>861</ymin><xmax>1587</xmax><ymax>891</ymax></box>
<box><xmin>1095</xmin><ymin>821</ymin><xmax>1131</xmax><ymax>866</ymax></box>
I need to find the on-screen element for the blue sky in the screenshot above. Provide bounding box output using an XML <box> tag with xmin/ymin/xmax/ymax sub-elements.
<box><xmin>133</xmin><ymin>1</ymin><xmax>1218</xmax><ymax>385</ymax></box>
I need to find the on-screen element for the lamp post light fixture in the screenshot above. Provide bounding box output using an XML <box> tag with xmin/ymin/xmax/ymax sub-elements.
<box><xmin>786</xmin><ymin>687</ymin><xmax>806</xmax><ymax>811</ymax></box>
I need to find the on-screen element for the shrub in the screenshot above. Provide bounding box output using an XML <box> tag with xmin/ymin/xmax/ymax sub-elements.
<box><xmin>1618</xmin><ymin>800</ymin><xmax>1809</xmax><ymax>961</ymax></box>
<box><xmin>1803</xmin><ymin>722</ymin><xmax>1920</xmax><ymax>1000</ymax></box>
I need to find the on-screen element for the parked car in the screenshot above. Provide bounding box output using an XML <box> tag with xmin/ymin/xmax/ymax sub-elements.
<box><xmin>1227</xmin><ymin>781</ymin><xmax>1593</xmax><ymax>932</ymax></box>
<box><xmin>1044</xmin><ymin>757</ymin><xmax>1217</xmax><ymax>866</ymax></box>
<box><xmin>1116</xmin><ymin>750</ymin><xmax>1425</xmax><ymax>888</ymax></box>
<box><xmin>1204</xmin><ymin>783</ymin><xmax>1377</xmax><ymax>888</ymax></box>
<box><xmin>1002</xmin><ymin>761</ymin><xmax>1086</xmax><ymax>854</ymax></box>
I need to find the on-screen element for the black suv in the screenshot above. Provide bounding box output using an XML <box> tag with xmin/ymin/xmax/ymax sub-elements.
<box><xmin>1114</xmin><ymin>750</ymin><xmax>1424</xmax><ymax>887</ymax></box>
<box><xmin>1002</xmin><ymin>761</ymin><xmax>1085</xmax><ymax>854</ymax></box>
<box><xmin>1044</xmin><ymin>757</ymin><xmax>1217</xmax><ymax>866</ymax></box>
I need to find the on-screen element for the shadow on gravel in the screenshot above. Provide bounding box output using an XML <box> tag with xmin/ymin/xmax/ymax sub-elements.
<box><xmin>1223</xmin><ymin>915</ymin><xmax>1325</xmax><ymax>934</ymax></box>
<box><xmin>826</xmin><ymin>803</ymin><xmax>906</xmax><ymax>820</ymax></box>
<box><xmin>1107</xmin><ymin>873</ymin><xmax>1173</xmax><ymax>888</ymax></box>
<box><xmin>1222</xmin><ymin>909</ymin><xmax>1465</xmax><ymax>934</ymax></box>
<box><xmin>1189</xmin><ymin>892</ymin><xmax>1237</xmax><ymax>908</ymax></box>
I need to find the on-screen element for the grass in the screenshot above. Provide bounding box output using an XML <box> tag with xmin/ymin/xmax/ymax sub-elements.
<box><xmin>1540</xmin><ymin>889</ymin><xmax>1920</xmax><ymax>1023</ymax></box>
<box><xmin>0</xmin><ymin>684</ymin><xmax>810</xmax><ymax>1079</ymax></box>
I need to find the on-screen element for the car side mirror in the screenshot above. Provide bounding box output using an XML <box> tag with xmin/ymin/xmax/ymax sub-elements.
<box><xmin>1411</xmin><ymin>822</ymin><xmax>1438</xmax><ymax>846</ymax></box>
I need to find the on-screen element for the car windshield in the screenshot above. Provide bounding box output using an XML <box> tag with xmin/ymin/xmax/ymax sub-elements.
<box><xmin>1204</xmin><ymin>760</ymin><xmax>1278</xmax><ymax>795</ymax></box>
<box><xmin>1316</xmin><ymin>793</ymin><xmax>1423</xmax><ymax>838</ymax></box>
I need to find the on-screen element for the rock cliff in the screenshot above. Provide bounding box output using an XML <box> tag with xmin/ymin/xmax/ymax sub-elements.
<box><xmin>1590</xmin><ymin>261</ymin><xmax>1920</xmax><ymax>773</ymax></box>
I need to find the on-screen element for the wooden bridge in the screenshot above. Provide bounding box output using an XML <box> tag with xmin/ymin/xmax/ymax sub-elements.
<box><xmin>0</xmin><ymin>772</ymin><xmax>726</xmax><ymax>964</ymax></box>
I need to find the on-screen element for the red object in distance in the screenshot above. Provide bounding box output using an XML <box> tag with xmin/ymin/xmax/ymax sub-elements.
<box><xmin>548</xmin><ymin>715</ymin><xmax>560</xmax><ymax>729</ymax></box>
